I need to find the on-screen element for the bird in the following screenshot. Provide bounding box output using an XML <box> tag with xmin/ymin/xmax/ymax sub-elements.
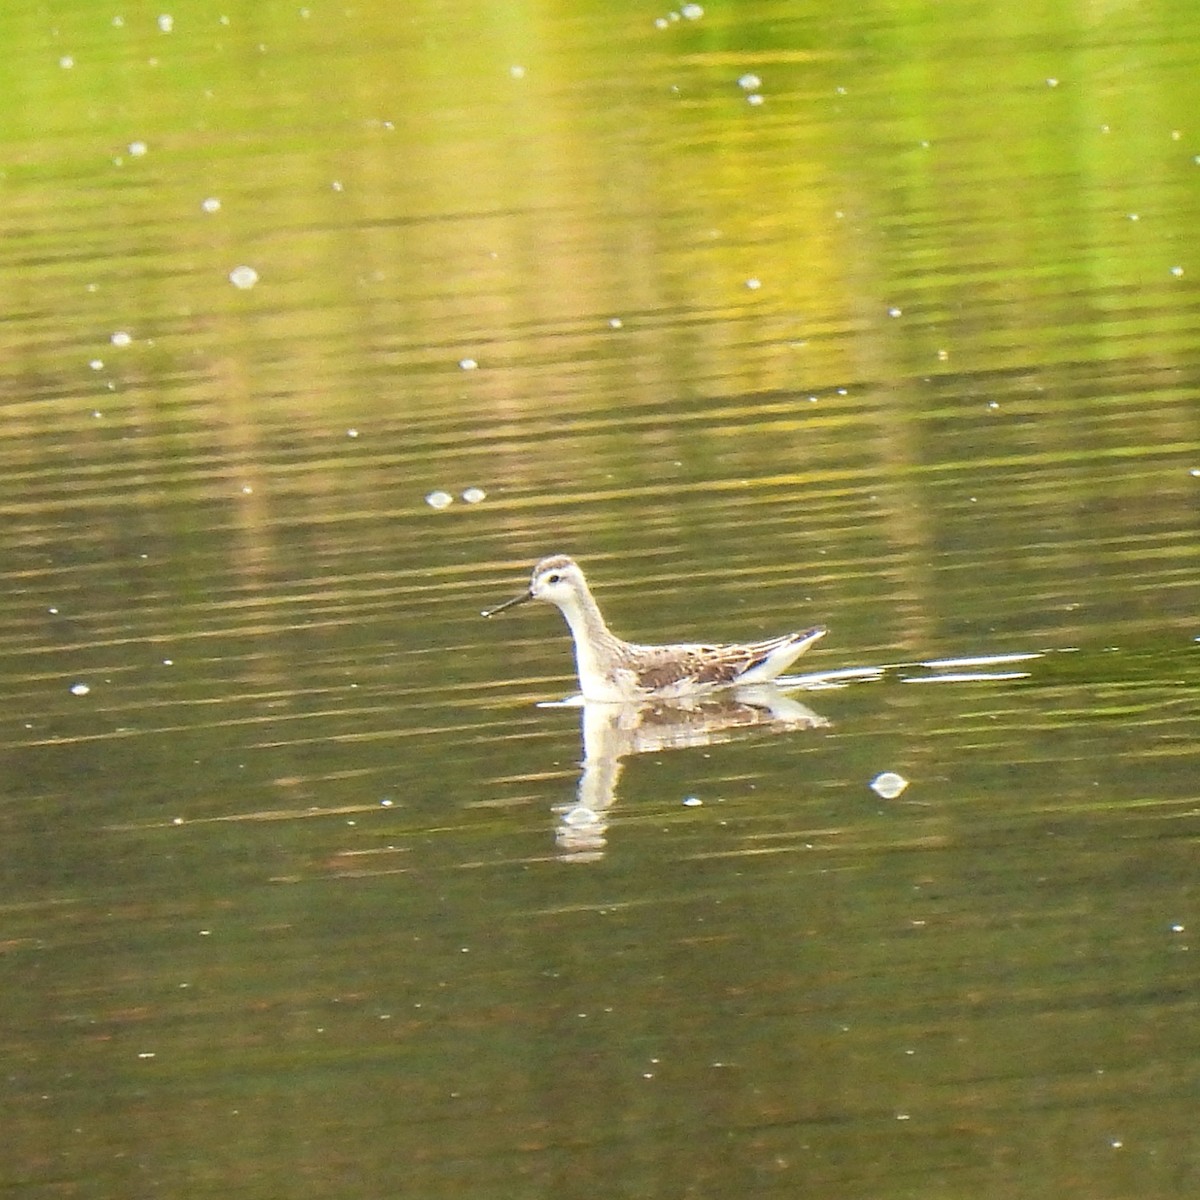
<box><xmin>482</xmin><ymin>554</ymin><xmax>827</xmax><ymax>702</ymax></box>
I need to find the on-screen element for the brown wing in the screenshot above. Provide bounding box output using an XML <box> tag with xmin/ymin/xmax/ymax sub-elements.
<box><xmin>630</xmin><ymin>642</ymin><xmax>758</xmax><ymax>692</ymax></box>
<box><xmin>632</xmin><ymin>632</ymin><xmax>817</xmax><ymax>692</ymax></box>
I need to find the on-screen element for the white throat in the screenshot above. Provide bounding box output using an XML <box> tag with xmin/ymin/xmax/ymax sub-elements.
<box><xmin>551</xmin><ymin>588</ymin><xmax>620</xmax><ymax>699</ymax></box>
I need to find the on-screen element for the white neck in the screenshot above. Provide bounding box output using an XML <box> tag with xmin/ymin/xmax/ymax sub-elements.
<box><xmin>555</xmin><ymin>585</ymin><xmax>622</xmax><ymax>694</ymax></box>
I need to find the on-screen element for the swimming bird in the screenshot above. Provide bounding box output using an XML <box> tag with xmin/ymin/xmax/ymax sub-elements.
<box><xmin>482</xmin><ymin>554</ymin><xmax>827</xmax><ymax>702</ymax></box>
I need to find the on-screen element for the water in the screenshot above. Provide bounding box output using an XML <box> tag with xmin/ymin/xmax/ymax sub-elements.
<box><xmin>3</xmin><ymin>1</ymin><xmax>1199</xmax><ymax>1196</ymax></box>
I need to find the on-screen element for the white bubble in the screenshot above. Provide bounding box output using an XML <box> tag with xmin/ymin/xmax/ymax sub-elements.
<box><xmin>681</xmin><ymin>3</ymin><xmax>704</xmax><ymax>17</ymax></box>
<box><xmin>346</xmin><ymin>428</ymin><xmax>359</xmax><ymax>438</ymax></box>
<box><xmin>745</xmin><ymin>277</ymin><xmax>762</xmax><ymax>290</ymax></box>
<box><xmin>69</xmin><ymin>682</ymin><xmax>91</xmax><ymax>696</ymax></box>
<box><xmin>201</xmin><ymin>196</ymin><xmax>221</xmax><ymax>213</ymax></box>
<box><xmin>128</xmin><ymin>141</ymin><xmax>148</xmax><ymax>157</ymax></box>
<box><xmin>562</xmin><ymin>805</ymin><xmax>599</xmax><ymax>827</ymax></box>
<box><xmin>425</xmin><ymin>490</ymin><xmax>453</xmax><ymax>510</ymax></box>
<box><xmin>59</xmin><ymin>55</ymin><xmax>75</xmax><ymax>69</ymax></box>
<box><xmin>509</xmin><ymin>65</ymin><xmax>526</xmax><ymax>79</ymax></box>
<box><xmin>608</xmin><ymin>317</ymin><xmax>623</xmax><ymax>329</ymax></box>
<box><xmin>737</xmin><ymin>73</ymin><xmax>761</xmax><ymax>91</ymax></box>
<box><xmin>1170</xmin><ymin>265</ymin><xmax>1184</xmax><ymax>277</ymax></box>
<box><xmin>158</xmin><ymin>14</ymin><xmax>174</xmax><ymax>33</ymax></box>
<box><xmin>682</xmin><ymin>796</ymin><xmax>703</xmax><ymax>807</ymax></box>
<box><xmin>458</xmin><ymin>357</ymin><xmax>478</xmax><ymax>370</ymax></box>
<box><xmin>229</xmin><ymin>265</ymin><xmax>259</xmax><ymax>289</ymax></box>
<box><xmin>870</xmin><ymin>772</ymin><xmax>909</xmax><ymax>799</ymax></box>
<box><xmin>89</xmin><ymin>359</ymin><xmax>104</xmax><ymax>370</ymax></box>
<box><xmin>747</xmin><ymin>93</ymin><xmax>765</xmax><ymax>106</ymax></box>
<box><xmin>887</xmin><ymin>306</ymin><xmax>903</xmax><ymax>317</ymax></box>
<box><xmin>461</xmin><ymin>487</ymin><xmax>486</xmax><ymax>504</ymax></box>
<box><xmin>111</xmin><ymin>330</ymin><xmax>132</xmax><ymax>346</ymax></box>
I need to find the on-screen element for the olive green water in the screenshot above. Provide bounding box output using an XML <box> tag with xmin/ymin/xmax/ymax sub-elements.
<box><xmin>2</xmin><ymin>1</ymin><xmax>1199</xmax><ymax>1196</ymax></box>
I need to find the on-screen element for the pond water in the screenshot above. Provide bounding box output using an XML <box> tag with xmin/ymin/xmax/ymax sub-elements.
<box><xmin>3</xmin><ymin>1</ymin><xmax>1199</xmax><ymax>1196</ymax></box>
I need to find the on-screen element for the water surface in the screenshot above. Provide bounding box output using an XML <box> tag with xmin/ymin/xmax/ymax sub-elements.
<box><xmin>2</xmin><ymin>1</ymin><xmax>1199</xmax><ymax>1196</ymax></box>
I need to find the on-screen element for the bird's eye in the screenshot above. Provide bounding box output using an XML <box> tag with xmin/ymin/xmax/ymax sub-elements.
<box><xmin>546</xmin><ymin>573</ymin><xmax>561</xmax><ymax>584</ymax></box>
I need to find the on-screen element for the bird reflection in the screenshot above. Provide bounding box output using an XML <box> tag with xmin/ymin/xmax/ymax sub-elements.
<box><xmin>551</xmin><ymin>685</ymin><xmax>828</xmax><ymax>861</ymax></box>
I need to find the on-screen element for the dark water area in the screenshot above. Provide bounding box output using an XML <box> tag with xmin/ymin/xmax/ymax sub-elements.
<box><xmin>2</xmin><ymin>1</ymin><xmax>1198</xmax><ymax>1196</ymax></box>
